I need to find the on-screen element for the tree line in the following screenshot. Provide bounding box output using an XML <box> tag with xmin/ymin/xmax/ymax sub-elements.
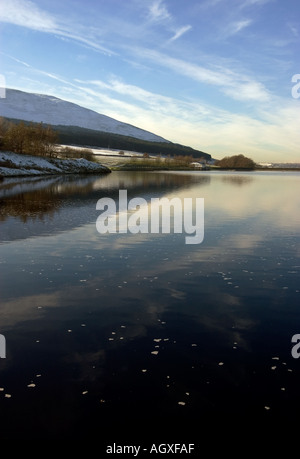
<box><xmin>50</xmin><ymin>123</ymin><xmax>211</xmax><ymax>160</ymax></box>
<box><xmin>0</xmin><ymin>118</ymin><xmax>58</xmax><ymax>157</ymax></box>
<box><xmin>0</xmin><ymin>117</ymin><xmax>212</xmax><ymax>161</ymax></box>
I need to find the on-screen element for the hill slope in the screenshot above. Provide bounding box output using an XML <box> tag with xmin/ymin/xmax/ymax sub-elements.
<box><xmin>0</xmin><ymin>89</ymin><xmax>211</xmax><ymax>160</ymax></box>
<box><xmin>0</xmin><ymin>88</ymin><xmax>168</xmax><ymax>143</ymax></box>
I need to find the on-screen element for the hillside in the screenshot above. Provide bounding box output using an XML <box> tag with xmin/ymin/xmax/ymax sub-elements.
<box><xmin>0</xmin><ymin>89</ymin><xmax>168</xmax><ymax>143</ymax></box>
<box><xmin>0</xmin><ymin>89</ymin><xmax>211</xmax><ymax>160</ymax></box>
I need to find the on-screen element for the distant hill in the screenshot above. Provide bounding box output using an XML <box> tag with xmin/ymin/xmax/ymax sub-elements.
<box><xmin>0</xmin><ymin>89</ymin><xmax>211</xmax><ymax>160</ymax></box>
<box><xmin>0</xmin><ymin>88</ymin><xmax>168</xmax><ymax>142</ymax></box>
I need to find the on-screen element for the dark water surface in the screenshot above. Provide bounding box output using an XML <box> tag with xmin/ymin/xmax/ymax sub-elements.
<box><xmin>0</xmin><ymin>171</ymin><xmax>300</xmax><ymax>444</ymax></box>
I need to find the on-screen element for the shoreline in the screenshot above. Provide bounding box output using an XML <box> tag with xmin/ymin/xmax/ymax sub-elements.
<box><xmin>0</xmin><ymin>151</ymin><xmax>111</xmax><ymax>178</ymax></box>
<box><xmin>1</xmin><ymin>151</ymin><xmax>299</xmax><ymax>178</ymax></box>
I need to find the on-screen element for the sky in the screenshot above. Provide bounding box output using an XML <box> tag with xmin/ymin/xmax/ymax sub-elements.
<box><xmin>0</xmin><ymin>0</ymin><xmax>299</xmax><ymax>162</ymax></box>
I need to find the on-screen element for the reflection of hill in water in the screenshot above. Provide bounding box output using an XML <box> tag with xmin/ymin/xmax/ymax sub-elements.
<box><xmin>0</xmin><ymin>176</ymin><xmax>96</xmax><ymax>223</ymax></box>
<box><xmin>0</xmin><ymin>172</ymin><xmax>210</xmax><ymax>241</ymax></box>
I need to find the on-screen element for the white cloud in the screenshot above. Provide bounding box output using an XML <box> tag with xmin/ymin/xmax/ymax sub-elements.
<box><xmin>85</xmin><ymin>77</ymin><xmax>213</xmax><ymax>121</ymax></box>
<box><xmin>223</xmin><ymin>80</ymin><xmax>270</xmax><ymax>102</ymax></box>
<box><xmin>169</xmin><ymin>25</ymin><xmax>192</xmax><ymax>42</ymax></box>
<box><xmin>0</xmin><ymin>0</ymin><xmax>57</xmax><ymax>31</ymax></box>
<box><xmin>148</xmin><ymin>0</ymin><xmax>171</xmax><ymax>22</ymax></box>
<box><xmin>241</xmin><ymin>0</ymin><xmax>273</xmax><ymax>6</ymax></box>
<box><xmin>226</xmin><ymin>19</ymin><xmax>252</xmax><ymax>36</ymax></box>
<box><xmin>133</xmin><ymin>48</ymin><xmax>270</xmax><ymax>102</ymax></box>
<box><xmin>0</xmin><ymin>0</ymin><xmax>114</xmax><ymax>55</ymax></box>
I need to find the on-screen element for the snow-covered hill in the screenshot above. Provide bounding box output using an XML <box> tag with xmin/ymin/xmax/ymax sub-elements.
<box><xmin>0</xmin><ymin>89</ymin><xmax>169</xmax><ymax>143</ymax></box>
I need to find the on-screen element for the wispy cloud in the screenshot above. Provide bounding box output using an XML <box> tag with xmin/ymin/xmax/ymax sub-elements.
<box><xmin>1</xmin><ymin>52</ymin><xmax>31</xmax><ymax>68</ymax></box>
<box><xmin>226</xmin><ymin>19</ymin><xmax>252</xmax><ymax>36</ymax></box>
<box><xmin>0</xmin><ymin>0</ymin><xmax>57</xmax><ymax>31</ymax></box>
<box><xmin>146</xmin><ymin>1</ymin><xmax>191</xmax><ymax>43</ymax></box>
<box><xmin>241</xmin><ymin>0</ymin><xmax>273</xmax><ymax>7</ymax></box>
<box><xmin>148</xmin><ymin>0</ymin><xmax>171</xmax><ymax>22</ymax></box>
<box><xmin>169</xmin><ymin>25</ymin><xmax>192</xmax><ymax>42</ymax></box>
<box><xmin>287</xmin><ymin>23</ymin><xmax>299</xmax><ymax>37</ymax></box>
<box><xmin>0</xmin><ymin>0</ymin><xmax>114</xmax><ymax>55</ymax></box>
<box><xmin>2</xmin><ymin>52</ymin><xmax>81</xmax><ymax>90</ymax></box>
<box><xmin>223</xmin><ymin>80</ymin><xmax>270</xmax><ymax>102</ymax></box>
<box><xmin>80</xmin><ymin>77</ymin><xmax>212</xmax><ymax>120</ymax></box>
<box><xmin>133</xmin><ymin>48</ymin><xmax>270</xmax><ymax>102</ymax></box>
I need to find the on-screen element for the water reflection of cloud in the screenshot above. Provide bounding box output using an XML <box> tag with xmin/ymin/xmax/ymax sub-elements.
<box><xmin>220</xmin><ymin>234</ymin><xmax>264</xmax><ymax>250</ymax></box>
<box><xmin>0</xmin><ymin>292</ymin><xmax>60</xmax><ymax>328</ymax></box>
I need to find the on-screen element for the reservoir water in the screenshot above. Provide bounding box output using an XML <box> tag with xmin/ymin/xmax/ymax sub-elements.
<box><xmin>0</xmin><ymin>170</ymin><xmax>299</xmax><ymax>443</ymax></box>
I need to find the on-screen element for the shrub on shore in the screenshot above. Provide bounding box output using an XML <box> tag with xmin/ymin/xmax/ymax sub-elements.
<box><xmin>58</xmin><ymin>146</ymin><xmax>96</xmax><ymax>162</ymax></box>
<box><xmin>215</xmin><ymin>154</ymin><xmax>256</xmax><ymax>169</ymax></box>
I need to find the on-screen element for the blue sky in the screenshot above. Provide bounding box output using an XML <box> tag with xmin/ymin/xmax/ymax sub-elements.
<box><xmin>0</xmin><ymin>0</ymin><xmax>299</xmax><ymax>162</ymax></box>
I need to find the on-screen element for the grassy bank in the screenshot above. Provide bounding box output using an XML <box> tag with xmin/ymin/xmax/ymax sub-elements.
<box><xmin>107</xmin><ymin>156</ymin><xmax>208</xmax><ymax>171</ymax></box>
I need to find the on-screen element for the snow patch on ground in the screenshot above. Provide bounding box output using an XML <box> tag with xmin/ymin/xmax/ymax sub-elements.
<box><xmin>57</xmin><ymin>145</ymin><xmax>145</xmax><ymax>157</ymax></box>
<box><xmin>0</xmin><ymin>151</ymin><xmax>111</xmax><ymax>177</ymax></box>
